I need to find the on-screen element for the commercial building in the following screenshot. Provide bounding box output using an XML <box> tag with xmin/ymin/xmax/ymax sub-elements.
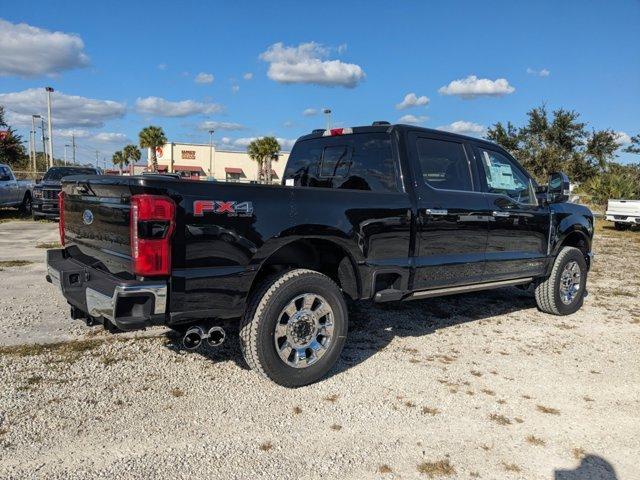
<box><xmin>146</xmin><ymin>142</ymin><xmax>290</xmax><ymax>182</ymax></box>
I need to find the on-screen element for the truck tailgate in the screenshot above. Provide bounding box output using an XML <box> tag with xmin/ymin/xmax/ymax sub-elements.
<box><xmin>606</xmin><ymin>200</ymin><xmax>640</xmax><ymax>216</ymax></box>
<box><xmin>62</xmin><ymin>178</ymin><xmax>133</xmax><ymax>277</ymax></box>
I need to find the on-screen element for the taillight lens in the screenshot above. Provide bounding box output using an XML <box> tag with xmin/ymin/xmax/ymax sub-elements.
<box><xmin>58</xmin><ymin>191</ymin><xmax>65</xmax><ymax>246</ymax></box>
<box><xmin>130</xmin><ymin>195</ymin><xmax>176</xmax><ymax>276</ymax></box>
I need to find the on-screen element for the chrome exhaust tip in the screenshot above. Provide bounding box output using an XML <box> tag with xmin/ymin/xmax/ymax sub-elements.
<box><xmin>206</xmin><ymin>326</ymin><xmax>226</xmax><ymax>347</ymax></box>
<box><xmin>182</xmin><ymin>326</ymin><xmax>204</xmax><ymax>350</ymax></box>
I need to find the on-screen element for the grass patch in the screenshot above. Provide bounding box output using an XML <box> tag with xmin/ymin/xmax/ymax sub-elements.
<box><xmin>489</xmin><ymin>413</ymin><xmax>511</xmax><ymax>426</ymax></box>
<box><xmin>404</xmin><ymin>400</ymin><xmax>416</xmax><ymax>408</ymax></box>
<box><xmin>0</xmin><ymin>260</ymin><xmax>33</xmax><ymax>268</ymax></box>
<box><xmin>470</xmin><ymin>370</ymin><xmax>483</xmax><ymax>377</ymax></box>
<box><xmin>36</xmin><ymin>242</ymin><xmax>62</xmax><ymax>249</ymax></box>
<box><xmin>502</xmin><ymin>462</ymin><xmax>522</xmax><ymax>473</ymax></box>
<box><xmin>526</xmin><ymin>435</ymin><xmax>546</xmax><ymax>446</ymax></box>
<box><xmin>292</xmin><ymin>406</ymin><xmax>302</xmax><ymax>415</ymax></box>
<box><xmin>259</xmin><ymin>441</ymin><xmax>273</xmax><ymax>451</ymax></box>
<box><xmin>330</xmin><ymin>424</ymin><xmax>342</xmax><ymax>431</ymax></box>
<box><xmin>170</xmin><ymin>387</ymin><xmax>185</xmax><ymax>398</ymax></box>
<box><xmin>481</xmin><ymin>388</ymin><xmax>496</xmax><ymax>396</ymax></box>
<box><xmin>324</xmin><ymin>394</ymin><xmax>339</xmax><ymax>403</ymax></box>
<box><xmin>536</xmin><ymin>404</ymin><xmax>560</xmax><ymax>415</ymax></box>
<box><xmin>573</xmin><ymin>447</ymin><xmax>586</xmax><ymax>460</ymax></box>
<box><xmin>378</xmin><ymin>464</ymin><xmax>393</xmax><ymax>474</ymax></box>
<box><xmin>417</xmin><ymin>459</ymin><xmax>455</xmax><ymax>477</ymax></box>
<box><xmin>422</xmin><ymin>406</ymin><xmax>440</xmax><ymax>416</ymax></box>
<box><xmin>0</xmin><ymin>338</ymin><xmax>106</xmax><ymax>363</ymax></box>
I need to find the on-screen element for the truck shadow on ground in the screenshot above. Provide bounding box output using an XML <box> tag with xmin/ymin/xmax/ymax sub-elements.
<box><xmin>554</xmin><ymin>455</ymin><xmax>618</xmax><ymax>479</ymax></box>
<box><xmin>164</xmin><ymin>286</ymin><xmax>539</xmax><ymax>377</ymax></box>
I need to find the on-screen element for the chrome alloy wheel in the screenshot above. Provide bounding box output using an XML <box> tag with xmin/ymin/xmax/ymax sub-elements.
<box><xmin>274</xmin><ymin>293</ymin><xmax>334</xmax><ymax>368</ymax></box>
<box><xmin>559</xmin><ymin>260</ymin><xmax>582</xmax><ymax>305</ymax></box>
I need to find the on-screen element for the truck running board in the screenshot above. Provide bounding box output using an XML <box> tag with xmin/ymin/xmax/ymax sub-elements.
<box><xmin>406</xmin><ymin>277</ymin><xmax>534</xmax><ymax>301</ymax></box>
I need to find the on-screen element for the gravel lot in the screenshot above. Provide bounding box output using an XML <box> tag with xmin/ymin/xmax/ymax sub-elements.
<box><xmin>1</xmin><ymin>214</ymin><xmax>638</xmax><ymax>479</ymax></box>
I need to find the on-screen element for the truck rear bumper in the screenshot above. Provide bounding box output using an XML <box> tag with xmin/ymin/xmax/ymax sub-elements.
<box><xmin>605</xmin><ymin>214</ymin><xmax>640</xmax><ymax>224</ymax></box>
<box><xmin>46</xmin><ymin>248</ymin><xmax>167</xmax><ymax>331</ymax></box>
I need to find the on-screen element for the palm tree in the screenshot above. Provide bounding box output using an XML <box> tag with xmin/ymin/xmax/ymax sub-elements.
<box><xmin>112</xmin><ymin>150</ymin><xmax>125</xmax><ymax>175</ymax></box>
<box><xmin>138</xmin><ymin>126</ymin><xmax>167</xmax><ymax>172</ymax></box>
<box><xmin>123</xmin><ymin>144</ymin><xmax>141</xmax><ymax>174</ymax></box>
<box><xmin>247</xmin><ymin>136</ymin><xmax>280</xmax><ymax>183</ymax></box>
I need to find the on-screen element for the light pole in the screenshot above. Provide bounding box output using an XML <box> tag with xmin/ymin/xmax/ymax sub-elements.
<box><xmin>208</xmin><ymin>129</ymin><xmax>215</xmax><ymax>179</ymax></box>
<box><xmin>323</xmin><ymin>108</ymin><xmax>332</xmax><ymax>130</ymax></box>
<box><xmin>30</xmin><ymin>115</ymin><xmax>38</xmax><ymax>172</ymax></box>
<box><xmin>45</xmin><ymin>87</ymin><xmax>54</xmax><ymax>168</ymax></box>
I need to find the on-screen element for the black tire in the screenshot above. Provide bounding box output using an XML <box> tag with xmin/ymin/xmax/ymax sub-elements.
<box><xmin>32</xmin><ymin>213</ymin><xmax>43</xmax><ymax>221</ymax></box>
<box><xmin>534</xmin><ymin>247</ymin><xmax>588</xmax><ymax>315</ymax></box>
<box><xmin>19</xmin><ymin>193</ymin><xmax>32</xmax><ymax>215</ymax></box>
<box><xmin>239</xmin><ymin>269</ymin><xmax>348</xmax><ymax>387</ymax></box>
<box><xmin>614</xmin><ymin>222</ymin><xmax>629</xmax><ymax>231</ymax></box>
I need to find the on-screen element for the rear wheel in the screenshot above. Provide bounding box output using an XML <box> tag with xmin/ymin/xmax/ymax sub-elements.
<box><xmin>534</xmin><ymin>247</ymin><xmax>587</xmax><ymax>315</ymax></box>
<box><xmin>614</xmin><ymin>222</ymin><xmax>629</xmax><ymax>231</ymax></box>
<box><xmin>19</xmin><ymin>193</ymin><xmax>32</xmax><ymax>215</ymax></box>
<box><xmin>239</xmin><ymin>269</ymin><xmax>348</xmax><ymax>387</ymax></box>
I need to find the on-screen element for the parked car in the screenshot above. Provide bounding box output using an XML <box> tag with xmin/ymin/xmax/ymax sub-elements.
<box><xmin>605</xmin><ymin>199</ymin><xmax>640</xmax><ymax>230</ymax></box>
<box><xmin>32</xmin><ymin>166</ymin><xmax>101</xmax><ymax>219</ymax></box>
<box><xmin>0</xmin><ymin>163</ymin><xmax>34</xmax><ymax>214</ymax></box>
<box><xmin>46</xmin><ymin>123</ymin><xmax>594</xmax><ymax>387</ymax></box>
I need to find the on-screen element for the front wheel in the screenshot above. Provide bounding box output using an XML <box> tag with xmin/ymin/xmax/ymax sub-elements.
<box><xmin>534</xmin><ymin>247</ymin><xmax>588</xmax><ymax>315</ymax></box>
<box><xmin>240</xmin><ymin>269</ymin><xmax>348</xmax><ymax>387</ymax></box>
<box><xmin>19</xmin><ymin>194</ymin><xmax>32</xmax><ymax>215</ymax></box>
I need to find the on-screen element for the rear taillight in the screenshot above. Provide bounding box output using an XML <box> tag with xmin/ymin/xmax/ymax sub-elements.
<box><xmin>58</xmin><ymin>191</ymin><xmax>65</xmax><ymax>246</ymax></box>
<box><xmin>130</xmin><ymin>194</ymin><xmax>176</xmax><ymax>276</ymax></box>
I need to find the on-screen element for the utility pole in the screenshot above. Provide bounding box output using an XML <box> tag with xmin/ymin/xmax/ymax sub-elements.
<box><xmin>45</xmin><ymin>87</ymin><xmax>54</xmax><ymax>168</ymax></box>
<box><xmin>323</xmin><ymin>108</ymin><xmax>332</xmax><ymax>130</ymax></box>
<box><xmin>30</xmin><ymin>115</ymin><xmax>37</xmax><ymax>172</ymax></box>
<box><xmin>64</xmin><ymin>144</ymin><xmax>69</xmax><ymax>166</ymax></box>
<box><xmin>208</xmin><ymin>129</ymin><xmax>215</xmax><ymax>179</ymax></box>
<box><xmin>39</xmin><ymin>117</ymin><xmax>46</xmax><ymax>167</ymax></box>
<box><xmin>71</xmin><ymin>133</ymin><xmax>76</xmax><ymax>164</ymax></box>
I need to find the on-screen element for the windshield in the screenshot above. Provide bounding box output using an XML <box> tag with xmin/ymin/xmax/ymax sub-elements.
<box><xmin>43</xmin><ymin>168</ymin><xmax>98</xmax><ymax>181</ymax></box>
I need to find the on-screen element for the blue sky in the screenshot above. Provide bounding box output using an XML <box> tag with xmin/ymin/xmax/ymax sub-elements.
<box><xmin>0</xmin><ymin>0</ymin><xmax>638</xmax><ymax>166</ymax></box>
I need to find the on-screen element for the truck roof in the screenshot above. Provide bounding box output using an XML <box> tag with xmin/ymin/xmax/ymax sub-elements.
<box><xmin>296</xmin><ymin>123</ymin><xmax>499</xmax><ymax>148</ymax></box>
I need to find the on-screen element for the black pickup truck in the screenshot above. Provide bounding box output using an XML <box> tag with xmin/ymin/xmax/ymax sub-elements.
<box><xmin>46</xmin><ymin>123</ymin><xmax>593</xmax><ymax>387</ymax></box>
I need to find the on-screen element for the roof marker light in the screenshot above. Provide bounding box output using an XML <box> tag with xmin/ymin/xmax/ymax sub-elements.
<box><xmin>322</xmin><ymin>127</ymin><xmax>353</xmax><ymax>137</ymax></box>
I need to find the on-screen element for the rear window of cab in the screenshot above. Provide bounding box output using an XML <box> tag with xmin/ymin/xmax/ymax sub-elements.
<box><xmin>283</xmin><ymin>133</ymin><xmax>399</xmax><ymax>193</ymax></box>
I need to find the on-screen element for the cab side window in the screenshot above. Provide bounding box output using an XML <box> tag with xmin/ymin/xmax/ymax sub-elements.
<box><xmin>415</xmin><ymin>138</ymin><xmax>473</xmax><ymax>191</ymax></box>
<box><xmin>0</xmin><ymin>166</ymin><xmax>12</xmax><ymax>181</ymax></box>
<box><xmin>477</xmin><ymin>148</ymin><xmax>536</xmax><ymax>205</ymax></box>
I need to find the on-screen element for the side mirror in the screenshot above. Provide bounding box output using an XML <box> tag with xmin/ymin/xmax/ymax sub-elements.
<box><xmin>547</xmin><ymin>171</ymin><xmax>570</xmax><ymax>203</ymax></box>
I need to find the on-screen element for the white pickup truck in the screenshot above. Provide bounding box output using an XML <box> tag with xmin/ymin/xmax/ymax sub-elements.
<box><xmin>0</xmin><ymin>163</ymin><xmax>34</xmax><ymax>214</ymax></box>
<box><xmin>606</xmin><ymin>199</ymin><xmax>640</xmax><ymax>230</ymax></box>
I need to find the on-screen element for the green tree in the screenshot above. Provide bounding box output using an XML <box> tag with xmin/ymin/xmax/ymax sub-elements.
<box><xmin>112</xmin><ymin>150</ymin><xmax>125</xmax><ymax>174</ymax></box>
<box><xmin>0</xmin><ymin>105</ymin><xmax>26</xmax><ymax>168</ymax></box>
<box><xmin>623</xmin><ymin>134</ymin><xmax>640</xmax><ymax>155</ymax></box>
<box><xmin>138</xmin><ymin>126</ymin><xmax>166</xmax><ymax>172</ymax></box>
<box><xmin>486</xmin><ymin>104</ymin><xmax>618</xmax><ymax>183</ymax></box>
<box><xmin>247</xmin><ymin>136</ymin><xmax>280</xmax><ymax>183</ymax></box>
<box><xmin>123</xmin><ymin>144</ymin><xmax>141</xmax><ymax>173</ymax></box>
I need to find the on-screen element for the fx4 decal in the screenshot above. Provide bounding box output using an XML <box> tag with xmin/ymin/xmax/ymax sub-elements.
<box><xmin>193</xmin><ymin>200</ymin><xmax>254</xmax><ymax>217</ymax></box>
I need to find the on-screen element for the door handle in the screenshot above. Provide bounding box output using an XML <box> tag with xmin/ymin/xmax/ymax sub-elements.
<box><xmin>425</xmin><ymin>208</ymin><xmax>448</xmax><ymax>216</ymax></box>
<box><xmin>492</xmin><ymin>211</ymin><xmax>510</xmax><ymax>217</ymax></box>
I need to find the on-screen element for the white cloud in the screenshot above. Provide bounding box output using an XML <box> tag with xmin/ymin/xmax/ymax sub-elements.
<box><xmin>438</xmin><ymin>75</ymin><xmax>515</xmax><ymax>99</ymax></box>
<box><xmin>135</xmin><ymin>96</ymin><xmax>223</xmax><ymax>117</ymax></box>
<box><xmin>337</xmin><ymin>43</ymin><xmax>347</xmax><ymax>55</ymax></box>
<box><xmin>0</xmin><ymin>88</ymin><xmax>125</xmax><ymax>128</ymax></box>
<box><xmin>198</xmin><ymin>121</ymin><xmax>246</xmax><ymax>131</ymax></box>
<box><xmin>303</xmin><ymin>108</ymin><xmax>318</xmax><ymax>116</ymax></box>
<box><xmin>437</xmin><ymin>120</ymin><xmax>487</xmax><ymax>137</ymax></box>
<box><xmin>232</xmin><ymin>85</ymin><xmax>240</xmax><ymax>94</ymax></box>
<box><xmin>243</xmin><ymin>72</ymin><xmax>253</xmax><ymax>80</ymax></box>
<box><xmin>396</xmin><ymin>92</ymin><xmax>430</xmax><ymax>110</ymax></box>
<box><xmin>157</xmin><ymin>63</ymin><xmax>167</xmax><ymax>70</ymax></box>
<box><xmin>615</xmin><ymin>131</ymin><xmax>632</xmax><ymax>146</ymax></box>
<box><xmin>398</xmin><ymin>114</ymin><xmax>428</xmax><ymax>125</ymax></box>
<box><xmin>194</xmin><ymin>72</ymin><xmax>214</xmax><ymax>84</ymax></box>
<box><xmin>93</xmin><ymin>132</ymin><xmax>130</xmax><ymax>143</ymax></box>
<box><xmin>0</xmin><ymin>19</ymin><xmax>89</xmax><ymax>77</ymax></box>
<box><xmin>526</xmin><ymin>67</ymin><xmax>550</xmax><ymax>77</ymax></box>
<box><xmin>260</xmin><ymin>42</ymin><xmax>365</xmax><ymax>88</ymax></box>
